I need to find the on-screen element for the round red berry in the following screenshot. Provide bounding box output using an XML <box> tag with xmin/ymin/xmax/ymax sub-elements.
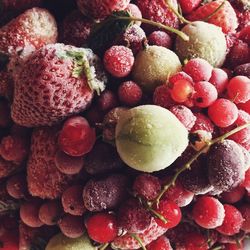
<box><xmin>148</xmin><ymin>31</ymin><xmax>172</xmax><ymax>49</ymax></box>
<box><xmin>209</xmin><ymin>68</ymin><xmax>229</xmax><ymax>94</ymax></box>
<box><xmin>238</xmin><ymin>204</ymin><xmax>250</xmax><ymax>232</ymax></box>
<box><xmin>221</xmin><ymin>186</ymin><xmax>245</xmax><ymax>204</ymax></box>
<box><xmin>86</xmin><ymin>213</ymin><xmax>118</xmax><ymax>243</ymax></box>
<box><xmin>97</xmin><ymin>90</ymin><xmax>119</xmax><ymax>112</ymax></box>
<box><xmin>104</xmin><ymin>45</ymin><xmax>134</xmax><ymax>78</ymax></box>
<box><xmin>153</xmin><ymin>84</ymin><xmax>175</xmax><ymax>109</ymax></box>
<box><xmin>147</xmin><ymin>235</ymin><xmax>173</xmax><ymax>250</ymax></box>
<box><xmin>118</xmin><ymin>81</ymin><xmax>142</xmax><ymax>106</ymax></box>
<box><xmin>182</xmin><ymin>232</ymin><xmax>209</xmax><ymax>250</ymax></box>
<box><xmin>192</xmin><ymin>196</ymin><xmax>225</xmax><ymax>229</ymax></box>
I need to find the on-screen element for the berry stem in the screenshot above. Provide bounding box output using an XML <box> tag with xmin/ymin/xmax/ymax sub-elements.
<box><xmin>152</xmin><ymin>122</ymin><xmax>250</xmax><ymax>206</ymax></box>
<box><xmin>147</xmin><ymin>206</ymin><xmax>168</xmax><ymax>224</ymax></box>
<box><xmin>130</xmin><ymin>233</ymin><xmax>147</xmax><ymax>250</ymax></box>
<box><xmin>113</xmin><ymin>15</ymin><xmax>190</xmax><ymax>41</ymax></box>
<box><xmin>203</xmin><ymin>0</ymin><xmax>226</xmax><ymax>21</ymax></box>
<box><xmin>98</xmin><ymin>243</ymin><xmax>109</xmax><ymax>250</ymax></box>
<box><xmin>164</xmin><ymin>0</ymin><xmax>191</xmax><ymax>24</ymax></box>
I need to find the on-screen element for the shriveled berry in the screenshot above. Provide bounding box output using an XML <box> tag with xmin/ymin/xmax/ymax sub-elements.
<box><xmin>61</xmin><ymin>185</ymin><xmax>86</xmax><ymax>216</ymax></box>
<box><xmin>58</xmin><ymin>116</ymin><xmax>96</xmax><ymax>157</ymax></box>
<box><xmin>118</xmin><ymin>199</ymin><xmax>152</xmax><ymax>233</ymax></box>
<box><xmin>209</xmin><ymin>68</ymin><xmax>229</xmax><ymax>94</ymax></box>
<box><xmin>104</xmin><ymin>45</ymin><xmax>134</xmax><ymax>78</ymax></box>
<box><xmin>192</xmin><ymin>196</ymin><xmax>225</xmax><ymax>229</ymax></box>
<box><xmin>148</xmin><ymin>31</ymin><xmax>172</xmax><ymax>49</ymax></box>
<box><xmin>147</xmin><ymin>235</ymin><xmax>173</xmax><ymax>250</ymax></box>
<box><xmin>193</xmin><ymin>81</ymin><xmax>218</xmax><ymax>108</ymax></box>
<box><xmin>227</xmin><ymin>75</ymin><xmax>250</xmax><ymax>104</ymax></box>
<box><xmin>208</xmin><ymin>99</ymin><xmax>238</xmax><ymax>128</ymax></box>
<box><xmin>184</xmin><ymin>58</ymin><xmax>213</xmax><ymax>82</ymax></box>
<box><xmin>133</xmin><ymin>174</ymin><xmax>161</xmax><ymax>201</ymax></box>
<box><xmin>86</xmin><ymin>213</ymin><xmax>118</xmax><ymax>243</ymax></box>
<box><xmin>153</xmin><ymin>84</ymin><xmax>175</xmax><ymax>109</ymax></box>
<box><xmin>216</xmin><ymin>204</ymin><xmax>243</xmax><ymax>236</ymax></box>
<box><xmin>153</xmin><ymin>199</ymin><xmax>182</xmax><ymax>229</ymax></box>
<box><xmin>58</xmin><ymin>214</ymin><xmax>85</xmax><ymax>238</ymax></box>
<box><xmin>118</xmin><ymin>81</ymin><xmax>142</xmax><ymax>106</ymax></box>
<box><xmin>169</xmin><ymin>105</ymin><xmax>196</xmax><ymax>131</ymax></box>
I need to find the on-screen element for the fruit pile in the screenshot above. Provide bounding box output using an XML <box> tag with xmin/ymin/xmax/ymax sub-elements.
<box><xmin>0</xmin><ymin>0</ymin><xmax>250</xmax><ymax>249</ymax></box>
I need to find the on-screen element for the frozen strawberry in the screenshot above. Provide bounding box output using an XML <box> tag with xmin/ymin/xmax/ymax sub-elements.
<box><xmin>111</xmin><ymin>218</ymin><xmax>167</xmax><ymax>249</ymax></box>
<box><xmin>27</xmin><ymin>126</ymin><xmax>73</xmax><ymax>199</ymax></box>
<box><xmin>0</xmin><ymin>8</ymin><xmax>57</xmax><ymax>55</ymax></box>
<box><xmin>60</xmin><ymin>10</ymin><xmax>93</xmax><ymax>47</ymax></box>
<box><xmin>188</xmin><ymin>0</ymin><xmax>238</xmax><ymax>34</ymax></box>
<box><xmin>11</xmin><ymin>43</ymin><xmax>107</xmax><ymax>127</ymax></box>
<box><xmin>136</xmin><ymin>0</ymin><xmax>179</xmax><ymax>32</ymax></box>
<box><xmin>76</xmin><ymin>0</ymin><xmax>130</xmax><ymax>20</ymax></box>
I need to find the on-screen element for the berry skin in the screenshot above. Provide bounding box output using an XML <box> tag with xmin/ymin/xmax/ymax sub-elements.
<box><xmin>58</xmin><ymin>116</ymin><xmax>96</xmax><ymax>157</ymax></box>
<box><xmin>38</xmin><ymin>200</ymin><xmax>62</xmax><ymax>226</ymax></box>
<box><xmin>147</xmin><ymin>235</ymin><xmax>173</xmax><ymax>250</ymax></box>
<box><xmin>178</xmin><ymin>0</ymin><xmax>202</xmax><ymax>14</ymax></box>
<box><xmin>169</xmin><ymin>105</ymin><xmax>196</xmax><ymax>131</ymax></box>
<box><xmin>118</xmin><ymin>199</ymin><xmax>152</xmax><ymax>233</ymax></box>
<box><xmin>193</xmin><ymin>81</ymin><xmax>218</xmax><ymax>108</ymax></box>
<box><xmin>181</xmin><ymin>232</ymin><xmax>209</xmax><ymax>250</ymax></box>
<box><xmin>209</xmin><ymin>68</ymin><xmax>229</xmax><ymax>94</ymax></box>
<box><xmin>183</xmin><ymin>58</ymin><xmax>213</xmax><ymax>82</ymax></box>
<box><xmin>104</xmin><ymin>45</ymin><xmax>134</xmax><ymax>78</ymax></box>
<box><xmin>86</xmin><ymin>213</ymin><xmax>118</xmax><ymax>243</ymax></box>
<box><xmin>224</xmin><ymin>243</ymin><xmax>243</xmax><ymax>250</ymax></box>
<box><xmin>169</xmin><ymin>71</ymin><xmax>193</xmax><ymax>86</ymax></box>
<box><xmin>148</xmin><ymin>31</ymin><xmax>172</xmax><ymax>49</ymax></box>
<box><xmin>192</xmin><ymin>196</ymin><xmax>225</xmax><ymax>229</ymax></box>
<box><xmin>6</xmin><ymin>174</ymin><xmax>28</xmax><ymax>199</ymax></box>
<box><xmin>20</xmin><ymin>200</ymin><xmax>44</xmax><ymax>228</ymax></box>
<box><xmin>55</xmin><ymin>150</ymin><xmax>84</xmax><ymax>175</ymax></box>
<box><xmin>216</xmin><ymin>204</ymin><xmax>243</xmax><ymax>236</ymax></box>
<box><xmin>76</xmin><ymin>0</ymin><xmax>130</xmax><ymax>20</ymax></box>
<box><xmin>191</xmin><ymin>113</ymin><xmax>214</xmax><ymax>133</ymax></box>
<box><xmin>97</xmin><ymin>90</ymin><xmax>119</xmax><ymax>112</ymax></box>
<box><xmin>170</xmin><ymin>79</ymin><xmax>194</xmax><ymax>103</ymax></box>
<box><xmin>227</xmin><ymin>76</ymin><xmax>250</xmax><ymax>104</ymax></box>
<box><xmin>133</xmin><ymin>174</ymin><xmax>161</xmax><ymax>201</ymax></box>
<box><xmin>208</xmin><ymin>99</ymin><xmax>238</xmax><ymax>128</ymax></box>
<box><xmin>126</xmin><ymin>4</ymin><xmax>142</xmax><ymax>26</ymax></box>
<box><xmin>221</xmin><ymin>186</ymin><xmax>245</xmax><ymax>204</ymax></box>
<box><xmin>153</xmin><ymin>199</ymin><xmax>182</xmax><ymax>229</ymax></box>
<box><xmin>238</xmin><ymin>99</ymin><xmax>250</xmax><ymax>114</ymax></box>
<box><xmin>118</xmin><ymin>81</ymin><xmax>142</xmax><ymax>106</ymax></box>
<box><xmin>61</xmin><ymin>185</ymin><xmax>86</xmax><ymax>216</ymax></box>
<box><xmin>58</xmin><ymin>214</ymin><xmax>85</xmax><ymax>239</ymax></box>
<box><xmin>153</xmin><ymin>84</ymin><xmax>175</xmax><ymax>109</ymax></box>
<box><xmin>187</xmin><ymin>0</ymin><xmax>238</xmax><ymax>34</ymax></box>
<box><xmin>238</xmin><ymin>204</ymin><xmax>250</xmax><ymax>232</ymax></box>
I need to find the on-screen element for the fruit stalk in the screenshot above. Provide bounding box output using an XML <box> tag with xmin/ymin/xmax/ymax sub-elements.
<box><xmin>203</xmin><ymin>0</ymin><xmax>226</xmax><ymax>21</ymax></box>
<box><xmin>130</xmin><ymin>233</ymin><xmax>147</xmax><ymax>250</ymax></box>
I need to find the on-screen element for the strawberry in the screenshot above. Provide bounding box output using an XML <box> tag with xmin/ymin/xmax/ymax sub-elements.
<box><xmin>136</xmin><ymin>0</ymin><xmax>179</xmax><ymax>33</ymax></box>
<box><xmin>11</xmin><ymin>43</ymin><xmax>107</xmax><ymax>127</ymax></box>
<box><xmin>188</xmin><ymin>0</ymin><xmax>238</xmax><ymax>34</ymax></box>
<box><xmin>27</xmin><ymin>126</ymin><xmax>73</xmax><ymax>199</ymax></box>
<box><xmin>178</xmin><ymin>0</ymin><xmax>202</xmax><ymax>14</ymax></box>
<box><xmin>0</xmin><ymin>7</ymin><xmax>58</xmax><ymax>55</ymax></box>
<box><xmin>76</xmin><ymin>0</ymin><xmax>130</xmax><ymax>20</ymax></box>
<box><xmin>111</xmin><ymin>218</ymin><xmax>167</xmax><ymax>249</ymax></box>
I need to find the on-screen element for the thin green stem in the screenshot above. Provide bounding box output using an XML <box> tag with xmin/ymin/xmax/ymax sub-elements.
<box><xmin>113</xmin><ymin>15</ymin><xmax>189</xmax><ymax>41</ymax></box>
<box><xmin>98</xmin><ymin>243</ymin><xmax>109</xmax><ymax>250</ymax></box>
<box><xmin>152</xmin><ymin>123</ymin><xmax>250</xmax><ymax>206</ymax></box>
<box><xmin>130</xmin><ymin>234</ymin><xmax>147</xmax><ymax>250</ymax></box>
<box><xmin>209</xmin><ymin>246</ymin><xmax>223</xmax><ymax>250</ymax></box>
<box><xmin>203</xmin><ymin>0</ymin><xmax>226</xmax><ymax>21</ymax></box>
<box><xmin>147</xmin><ymin>206</ymin><xmax>168</xmax><ymax>224</ymax></box>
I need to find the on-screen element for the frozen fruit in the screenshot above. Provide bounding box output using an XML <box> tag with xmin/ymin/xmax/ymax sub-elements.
<box><xmin>97</xmin><ymin>90</ymin><xmax>119</xmax><ymax>112</ymax></box>
<box><xmin>209</xmin><ymin>68</ymin><xmax>229</xmax><ymax>94</ymax></box>
<box><xmin>6</xmin><ymin>174</ymin><xmax>28</xmax><ymax>199</ymax></box>
<box><xmin>11</xmin><ymin>43</ymin><xmax>107</xmax><ymax>127</ymax></box>
<box><xmin>153</xmin><ymin>84</ymin><xmax>175</xmax><ymax>109</ymax></box>
<box><xmin>132</xmin><ymin>45</ymin><xmax>182</xmax><ymax>92</ymax></box>
<box><xmin>147</xmin><ymin>235</ymin><xmax>173</xmax><ymax>250</ymax></box>
<box><xmin>115</xmin><ymin>105</ymin><xmax>188</xmax><ymax>172</ymax></box>
<box><xmin>175</xmin><ymin>21</ymin><xmax>227</xmax><ymax>67</ymax></box>
<box><xmin>148</xmin><ymin>31</ymin><xmax>172</xmax><ymax>49</ymax></box>
<box><xmin>234</xmin><ymin>63</ymin><xmax>250</xmax><ymax>79</ymax></box>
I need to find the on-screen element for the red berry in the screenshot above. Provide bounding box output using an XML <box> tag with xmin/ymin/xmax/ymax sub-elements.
<box><xmin>97</xmin><ymin>90</ymin><xmax>119</xmax><ymax>112</ymax></box>
<box><xmin>169</xmin><ymin>105</ymin><xmax>196</xmax><ymax>131</ymax></box>
<box><xmin>238</xmin><ymin>204</ymin><xmax>250</xmax><ymax>232</ymax></box>
<box><xmin>216</xmin><ymin>204</ymin><xmax>243</xmax><ymax>236</ymax></box>
<box><xmin>208</xmin><ymin>98</ymin><xmax>238</xmax><ymax>127</ymax></box>
<box><xmin>182</xmin><ymin>232</ymin><xmax>209</xmax><ymax>250</ymax></box>
<box><xmin>86</xmin><ymin>213</ymin><xmax>118</xmax><ymax>243</ymax></box>
<box><xmin>220</xmin><ymin>186</ymin><xmax>245</xmax><ymax>204</ymax></box>
<box><xmin>153</xmin><ymin>84</ymin><xmax>175</xmax><ymax>109</ymax></box>
<box><xmin>118</xmin><ymin>81</ymin><xmax>142</xmax><ymax>106</ymax></box>
<box><xmin>170</xmin><ymin>79</ymin><xmax>194</xmax><ymax>103</ymax></box>
<box><xmin>209</xmin><ymin>68</ymin><xmax>229</xmax><ymax>94</ymax></box>
<box><xmin>193</xmin><ymin>81</ymin><xmax>218</xmax><ymax>108</ymax></box>
<box><xmin>192</xmin><ymin>196</ymin><xmax>225</xmax><ymax>229</ymax></box>
<box><xmin>183</xmin><ymin>58</ymin><xmax>213</xmax><ymax>82</ymax></box>
<box><xmin>133</xmin><ymin>174</ymin><xmax>161</xmax><ymax>201</ymax></box>
<box><xmin>147</xmin><ymin>235</ymin><xmax>173</xmax><ymax>250</ymax></box>
<box><xmin>126</xmin><ymin>4</ymin><xmax>142</xmax><ymax>26</ymax></box>
<box><xmin>178</xmin><ymin>0</ymin><xmax>202</xmax><ymax>14</ymax></box>
<box><xmin>163</xmin><ymin>179</ymin><xmax>194</xmax><ymax>207</ymax></box>
<box><xmin>239</xmin><ymin>26</ymin><xmax>250</xmax><ymax>45</ymax></box>
<box><xmin>224</xmin><ymin>243</ymin><xmax>243</xmax><ymax>250</ymax></box>
<box><xmin>103</xmin><ymin>45</ymin><xmax>134</xmax><ymax>78</ymax></box>
<box><xmin>6</xmin><ymin>174</ymin><xmax>28</xmax><ymax>199</ymax></box>
<box><xmin>148</xmin><ymin>31</ymin><xmax>172</xmax><ymax>49</ymax></box>
<box><xmin>238</xmin><ymin>99</ymin><xmax>250</xmax><ymax>114</ymax></box>
<box><xmin>58</xmin><ymin>116</ymin><xmax>96</xmax><ymax>157</ymax></box>
<box><xmin>241</xmin><ymin>168</ymin><xmax>250</xmax><ymax>191</ymax></box>
<box><xmin>153</xmin><ymin>199</ymin><xmax>182</xmax><ymax>229</ymax></box>
<box><xmin>169</xmin><ymin>71</ymin><xmax>193</xmax><ymax>85</ymax></box>
<box><xmin>227</xmin><ymin>76</ymin><xmax>250</xmax><ymax>104</ymax></box>
<box><xmin>55</xmin><ymin>150</ymin><xmax>84</xmax><ymax>175</ymax></box>
<box><xmin>191</xmin><ymin>113</ymin><xmax>214</xmax><ymax>133</ymax></box>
